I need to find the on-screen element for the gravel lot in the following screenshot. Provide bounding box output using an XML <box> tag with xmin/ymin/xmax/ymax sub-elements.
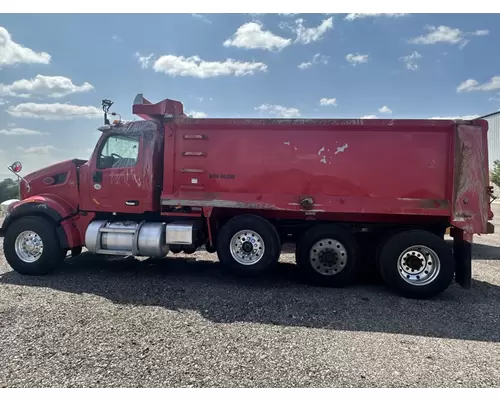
<box><xmin>1</xmin><ymin>206</ymin><xmax>500</xmax><ymax>388</ymax></box>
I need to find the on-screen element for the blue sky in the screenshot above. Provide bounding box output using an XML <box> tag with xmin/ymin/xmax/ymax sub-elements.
<box><xmin>1</xmin><ymin>13</ymin><xmax>500</xmax><ymax>178</ymax></box>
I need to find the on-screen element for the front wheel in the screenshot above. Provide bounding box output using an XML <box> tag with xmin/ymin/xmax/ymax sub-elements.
<box><xmin>3</xmin><ymin>216</ymin><xmax>66</xmax><ymax>275</ymax></box>
<box><xmin>378</xmin><ymin>229</ymin><xmax>455</xmax><ymax>299</ymax></box>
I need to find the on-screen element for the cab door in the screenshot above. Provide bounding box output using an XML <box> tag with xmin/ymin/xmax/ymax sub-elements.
<box><xmin>89</xmin><ymin>133</ymin><xmax>148</xmax><ymax>214</ymax></box>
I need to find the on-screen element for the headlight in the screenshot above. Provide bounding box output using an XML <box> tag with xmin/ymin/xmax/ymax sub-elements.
<box><xmin>1</xmin><ymin>199</ymin><xmax>20</xmax><ymax>217</ymax></box>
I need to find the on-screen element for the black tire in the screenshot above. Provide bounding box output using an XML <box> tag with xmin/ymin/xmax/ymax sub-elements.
<box><xmin>71</xmin><ymin>246</ymin><xmax>82</xmax><ymax>257</ymax></box>
<box><xmin>205</xmin><ymin>244</ymin><xmax>217</xmax><ymax>253</ymax></box>
<box><xmin>378</xmin><ymin>229</ymin><xmax>455</xmax><ymax>299</ymax></box>
<box><xmin>216</xmin><ymin>214</ymin><xmax>281</xmax><ymax>277</ymax></box>
<box><xmin>375</xmin><ymin>229</ymin><xmax>404</xmax><ymax>273</ymax></box>
<box><xmin>3</xmin><ymin>216</ymin><xmax>66</xmax><ymax>275</ymax></box>
<box><xmin>295</xmin><ymin>224</ymin><xmax>360</xmax><ymax>287</ymax></box>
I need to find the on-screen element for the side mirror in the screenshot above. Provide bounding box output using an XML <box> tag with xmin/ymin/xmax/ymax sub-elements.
<box><xmin>9</xmin><ymin>161</ymin><xmax>22</xmax><ymax>174</ymax></box>
<box><xmin>7</xmin><ymin>161</ymin><xmax>30</xmax><ymax>193</ymax></box>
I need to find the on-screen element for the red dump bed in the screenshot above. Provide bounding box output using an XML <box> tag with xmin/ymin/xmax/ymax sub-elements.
<box><xmin>131</xmin><ymin>97</ymin><xmax>491</xmax><ymax>235</ymax></box>
<box><xmin>158</xmin><ymin>117</ymin><xmax>491</xmax><ymax>234</ymax></box>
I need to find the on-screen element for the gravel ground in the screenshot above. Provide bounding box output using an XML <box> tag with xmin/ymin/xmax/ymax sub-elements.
<box><xmin>1</xmin><ymin>207</ymin><xmax>500</xmax><ymax>388</ymax></box>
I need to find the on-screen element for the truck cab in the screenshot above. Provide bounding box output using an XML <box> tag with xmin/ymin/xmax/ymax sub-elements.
<box><xmin>79</xmin><ymin>119</ymin><xmax>165</xmax><ymax>215</ymax></box>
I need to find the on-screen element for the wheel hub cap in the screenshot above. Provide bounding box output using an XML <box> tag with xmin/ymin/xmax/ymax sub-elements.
<box><xmin>14</xmin><ymin>230</ymin><xmax>44</xmax><ymax>263</ymax></box>
<box><xmin>309</xmin><ymin>239</ymin><xmax>348</xmax><ymax>276</ymax></box>
<box><xmin>397</xmin><ymin>245</ymin><xmax>441</xmax><ymax>286</ymax></box>
<box><xmin>320</xmin><ymin>250</ymin><xmax>338</xmax><ymax>265</ymax></box>
<box><xmin>230</xmin><ymin>230</ymin><xmax>265</xmax><ymax>266</ymax></box>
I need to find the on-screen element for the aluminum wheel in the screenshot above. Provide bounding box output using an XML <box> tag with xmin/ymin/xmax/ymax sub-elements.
<box><xmin>397</xmin><ymin>245</ymin><xmax>440</xmax><ymax>286</ymax></box>
<box><xmin>229</xmin><ymin>230</ymin><xmax>265</xmax><ymax>265</ymax></box>
<box><xmin>309</xmin><ymin>238</ymin><xmax>348</xmax><ymax>276</ymax></box>
<box><xmin>14</xmin><ymin>230</ymin><xmax>44</xmax><ymax>263</ymax></box>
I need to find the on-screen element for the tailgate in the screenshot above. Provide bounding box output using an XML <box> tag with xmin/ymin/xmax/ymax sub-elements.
<box><xmin>451</xmin><ymin>120</ymin><xmax>492</xmax><ymax>234</ymax></box>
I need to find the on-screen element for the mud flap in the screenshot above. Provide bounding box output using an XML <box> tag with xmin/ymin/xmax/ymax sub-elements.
<box><xmin>453</xmin><ymin>235</ymin><xmax>472</xmax><ymax>289</ymax></box>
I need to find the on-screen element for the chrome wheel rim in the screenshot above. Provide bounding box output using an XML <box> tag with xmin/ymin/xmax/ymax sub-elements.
<box><xmin>310</xmin><ymin>238</ymin><xmax>348</xmax><ymax>276</ymax></box>
<box><xmin>397</xmin><ymin>245</ymin><xmax>440</xmax><ymax>286</ymax></box>
<box><xmin>229</xmin><ymin>230</ymin><xmax>265</xmax><ymax>265</ymax></box>
<box><xmin>14</xmin><ymin>230</ymin><xmax>44</xmax><ymax>263</ymax></box>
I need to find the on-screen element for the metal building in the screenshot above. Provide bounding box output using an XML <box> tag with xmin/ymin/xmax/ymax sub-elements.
<box><xmin>481</xmin><ymin>111</ymin><xmax>500</xmax><ymax>170</ymax></box>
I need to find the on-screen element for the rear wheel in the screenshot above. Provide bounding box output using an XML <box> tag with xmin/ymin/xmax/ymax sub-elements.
<box><xmin>378</xmin><ymin>229</ymin><xmax>455</xmax><ymax>299</ymax></box>
<box><xmin>295</xmin><ymin>225</ymin><xmax>360</xmax><ymax>287</ymax></box>
<box><xmin>216</xmin><ymin>215</ymin><xmax>281</xmax><ymax>276</ymax></box>
<box><xmin>3</xmin><ymin>216</ymin><xmax>66</xmax><ymax>275</ymax></box>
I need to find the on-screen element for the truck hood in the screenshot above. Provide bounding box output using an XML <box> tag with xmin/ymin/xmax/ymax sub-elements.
<box><xmin>20</xmin><ymin>158</ymin><xmax>88</xmax><ymax>199</ymax></box>
<box><xmin>23</xmin><ymin>159</ymin><xmax>87</xmax><ymax>181</ymax></box>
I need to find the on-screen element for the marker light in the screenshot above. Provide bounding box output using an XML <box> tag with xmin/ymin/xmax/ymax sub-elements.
<box><xmin>10</xmin><ymin>161</ymin><xmax>22</xmax><ymax>173</ymax></box>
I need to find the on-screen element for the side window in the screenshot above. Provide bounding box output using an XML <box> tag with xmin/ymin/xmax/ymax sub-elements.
<box><xmin>97</xmin><ymin>135</ymin><xmax>140</xmax><ymax>169</ymax></box>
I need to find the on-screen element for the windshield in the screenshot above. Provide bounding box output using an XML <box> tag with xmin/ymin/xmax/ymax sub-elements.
<box><xmin>98</xmin><ymin>135</ymin><xmax>140</xmax><ymax>169</ymax></box>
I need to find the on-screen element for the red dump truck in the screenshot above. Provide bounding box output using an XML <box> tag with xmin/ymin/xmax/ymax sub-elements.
<box><xmin>0</xmin><ymin>94</ymin><xmax>495</xmax><ymax>299</ymax></box>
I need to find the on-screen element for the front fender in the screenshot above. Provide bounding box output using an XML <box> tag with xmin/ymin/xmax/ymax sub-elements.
<box><xmin>0</xmin><ymin>194</ymin><xmax>81</xmax><ymax>249</ymax></box>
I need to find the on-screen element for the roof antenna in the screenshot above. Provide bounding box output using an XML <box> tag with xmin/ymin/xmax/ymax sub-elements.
<box><xmin>102</xmin><ymin>99</ymin><xmax>114</xmax><ymax>125</ymax></box>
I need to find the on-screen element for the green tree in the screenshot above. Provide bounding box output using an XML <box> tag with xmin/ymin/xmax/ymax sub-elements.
<box><xmin>0</xmin><ymin>178</ymin><xmax>20</xmax><ymax>203</ymax></box>
<box><xmin>492</xmin><ymin>160</ymin><xmax>500</xmax><ymax>188</ymax></box>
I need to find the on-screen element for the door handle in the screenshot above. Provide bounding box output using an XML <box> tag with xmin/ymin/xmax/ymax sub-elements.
<box><xmin>125</xmin><ymin>200</ymin><xmax>139</xmax><ymax>206</ymax></box>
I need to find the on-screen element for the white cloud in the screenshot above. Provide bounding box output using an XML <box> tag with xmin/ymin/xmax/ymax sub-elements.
<box><xmin>0</xmin><ymin>75</ymin><xmax>94</xmax><ymax>99</ymax></box>
<box><xmin>410</xmin><ymin>26</ymin><xmax>463</xmax><ymax>45</ymax></box>
<box><xmin>361</xmin><ymin>115</ymin><xmax>377</xmax><ymax>119</ymax></box>
<box><xmin>430</xmin><ymin>115</ymin><xmax>479</xmax><ymax>120</ymax></box>
<box><xmin>409</xmin><ymin>25</ymin><xmax>489</xmax><ymax>48</ymax></box>
<box><xmin>319</xmin><ymin>98</ymin><xmax>337</xmax><ymax>106</ymax></box>
<box><xmin>223</xmin><ymin>22</ymin><xmax>291</xmax><ymax>51</ymax></box>
<box><xmin>153</xmin><ymin>55</ymin><xmax>267</xmax><ymax>78</ymax></box>
<box><xmin>18</xmin><ymin>145</ymin><xmax>58</xmax><ymax>156</ymax></box>
<box><xmin>473</xmin><ymin>29</ymin><xmax>489</xmax><ymax>36</ymax></box>
<box><xmin>255</xmin><ymin>104</ymin><xmax>300</xmax><ymax>118</ymax></box>
<box><xmin>0</xmin><ymin>127</ymin><xmax>45</xmax><ymax>136</ymax></box>
<box><xmin>298</xmin><ymin>53</ymin><xmax>329</xmax><ymax>69</ymax></box>
<box><xmin>346</xmin><ymin>53</ymin><xmax>369</xmax><ymax>65</ymax></box>
<box><xmin>457</xmin><ymin>76</ymin><xmax>500</xmax><ymax>93</ymax></box>
<box><xmin>291</xmin><ymin>17</ymin><xmax>334</xmax><ymax>44</ymax></box>
<box><xmin>345</xmin><ymin>13</ymin><xmax>407</xmax><ymax>21</ymax></box>
<box><xmin>0</xmin><ymin>26</ymin><xmax>51</xmax><ymax>67</ymax></box>
<box><xmin>7</xmin><ymin>103</ymin><xmax>102</xmax><ymax>120</ymax></box>
<box><xmin>192</xmin><ymin>14</ymin><xmax>212</xmax><ymax>24</ymax></box>
<box><xmin>280</xmin><ymin>17</ymin><xmax>333</xmax><ymax>44</ymax></box>
<box><xmin>378</xmin><ymin>105</ymin><xmax>392</xmax><ymax>114</ymax></box>
<box><xmin>135</xmin><ymin>52</ymin><xmax>155</xmax><ymax>69</ymax></box>
<box><xmin>401</xmin><ymin>51</ymin><xmax>422</xmax><ymax>71</ymax></box>
<box><xmin>187</xmin><ymin>111</ymin><xmax>208</xmax><ymax>118</ymax></box>
<box><xmin>0</xmin><ymin>99</ymin><xmax>8</xmax><ymax>106</ymax></box>
<box><xmin>456</xmin><ymin>79</ymin><xmax>480</xmax><ymax>92</ymax></box>
<box><xmin>111</xmin><ymin>35</ymin><xmax>123</xmax><ymax>42</ymax></box>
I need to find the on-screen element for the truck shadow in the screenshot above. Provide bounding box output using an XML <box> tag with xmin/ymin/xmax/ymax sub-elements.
<box><xmin>470</xmin><ymin>243</ymin><xmax>500</xmax><ymax>260</ymax></box>
<box><xmin>1</xmin><ymin>251</ymin><xmax>500</xmax><ymax>343</ymax></box>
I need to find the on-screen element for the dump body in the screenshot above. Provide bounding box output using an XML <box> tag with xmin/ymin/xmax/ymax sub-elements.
<box><xmin>161</xmin><ymin>117</ymin><xmax>491</xmax><ymax>234</ymax></box>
